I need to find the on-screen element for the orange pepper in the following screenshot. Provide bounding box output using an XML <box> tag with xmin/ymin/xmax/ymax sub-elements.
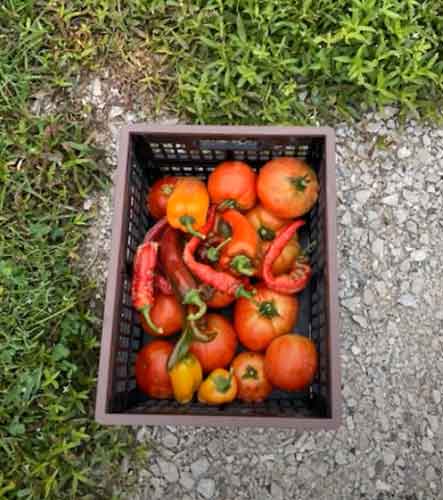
<box><xmin>198</xmin><ymin>368</ymin><xmax>238</xmax><ymax>404</ymax></box>
<box><xmin>167</xmin><ymin>177</ymin><xmax>209</xmax><ymax>238</ymax></box>
<box><xmin>217</xmin><ymin>209</ymin><xmax>258</xmax><ymax>276</ymax></box>
<box><xmin>169</xmin><ymin>353</ymin><xmax>203</xmax><ymax>404</ymax></box>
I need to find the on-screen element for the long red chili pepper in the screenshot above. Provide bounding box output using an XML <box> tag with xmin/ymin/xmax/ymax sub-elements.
<box><xmin>183</xmin><ymin>207</ymin><xmax>254</xmax><ymax>300</ymax></box>
<box><xmin>159</xmin><ymin>226</ymin><xmax>207</xmax><ymax>322</ymax></box>
<box><xmin>262</xmin><ymin>220</ymin><xmax>312</xmax><ymax>294</ymax></box>
<box><xmin>131</xmin><ymin>241</ymin><xmax>163</xmax><ymax>334</ymax></box>
<box><xmin>154</xmin><ymin>273</ymin><xmax>173</xmax><ymax>295</ymax></box>
<box><xmin>143</xmin><ymin>217</ymin><xmax>169</xmax><ymax>243</ymax></box>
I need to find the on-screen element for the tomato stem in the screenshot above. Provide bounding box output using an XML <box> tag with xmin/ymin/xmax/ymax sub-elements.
<box><xmin>290</xmin><ymin>174</ymin><xmax>310</xmax><ymax>192</ymax></box>
<box><xmin>242</xmin><ymin>365</ymin><xmax>258</xmax><ymax>380</ymax></box>
<box><xmin>258</xmin><ymin>300</ymin><xmax>279</xmax><ymax>318</ymax></box>
<box><xmin>258</xmin><ymin>226</ymin><xmax>275</xmax><ymax>241</ymax></box>
<box><xmin>235</xmin><ymin>285</ymin><xmax>255</xmax><ymax>300</ymax></box>
<box><xmin>218</xmin><ymin>199</ymin><xmax>237</xmax><ymax>211</ymax></box>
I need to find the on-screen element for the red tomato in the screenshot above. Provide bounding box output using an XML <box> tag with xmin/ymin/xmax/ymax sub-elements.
<box><xmin>146</xmin><ymin>176</ymin><xmax>178</xmax><ymax>219</ymax></box>
<box><xmin>140</xmin><ymin>293</ymin><xmax>184</xmax><ymax>337</ymax></box>
<box><xmin>208</xmin><ymin>161</ymin><xmax>256</xmax><ymax>210</ymax></box>
<box><xmin>257</xmin><ymin>157</ymin><xmax>319</xmax><ymax>218</ymax></box>
<box><xmin>231</xmin><ymin>352</ymin><xmax>273</xmax><ymax>402</ymax></box>
<box><xmin>189</xmin><ymin>314</ymin><xmax>238</xmax><ymax>373</ymax></box>
<box><xmin>135</xmin><ymin>340</ymin><xmax>173</xmax><ymax>398</ymax></box>
<box><xmin>234</xmin><ymin>284</ymin><xmax>298</xmax><ymax>351</ymax></box>
<box><xmin>264</xmin><ymin>334</ymin><xmax>318</xmax><ymax>391</ymax></box>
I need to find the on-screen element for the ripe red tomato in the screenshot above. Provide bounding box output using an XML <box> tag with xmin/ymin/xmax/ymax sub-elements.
<box><xmin>135</xmin><ymin>340</ymin><xmax>173</xmax><ymax>398</ymax></box>
<box><xmin>234</xmin><ymin>284</ymin><xmax>298</xmax><ymax>351</ymax></box>
<box><xmin>140</xmin><ymin>293</ymin><xmax>184</xmax><ymax>337</ymax></box>
<box><xmin>264</xmin><ymin>334</ymin><xmax>318</xmax><ymax>391</ymax></box>
<box><xmin>231</xmin><ymin>352</ymin><xmax>273</xmax><ymax>402</ymax></box>
<box><xmin>208</xmin><ymin>161</ymin><xmax>256</xmax><ymax>210</ymax></box>
<box><xmin>146</xmin><ymin>176</ymin><xmax>178</xmax><ymax>219</ymax></box>
<box><xmin>189</xmin><ymin>314</ymin><xmax>238</xmax><ymax>373</ymax></box>
<box><xmin>257</xmin><ymin>157</ymin><xmax>319</xmax><ymax>218</ymax></box>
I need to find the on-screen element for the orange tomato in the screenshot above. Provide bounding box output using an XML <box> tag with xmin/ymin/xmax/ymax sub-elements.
<box><xmin>234</xmin><ymin>284</ymin><xmax>298</xmax><ymax>351</ymax></box>
<box><xmin>206</xmin><ymin>289</ymin><xmax>235</xmax><ymax>309</ymax></box>
<box><xmin>140</xmin><ymin>293</ymin><xmax>184</xmax><ymax>337</ymax></box>
<box><xmin>208</xmin><ymin>161</ymin><xmax>256</xmax><ymax>210</ymax></box>
<box><xmin>264</xmin><ymin>334</ymin><xmax>318</xmax><ymax>391</ymax></box>
<box><xmin>189</xmin><ymin>314</ymin><xmax>238</xmax><ymax>373</ymax></box>
<box><xmin>257</xmin><ymin>157</ymin><xmax>319</xmax><ymax>218</ymax></box>
<box><xmin>231</xmin><ymin>352</ymin><xmax>273</xmax><ymax>402</ymax></box>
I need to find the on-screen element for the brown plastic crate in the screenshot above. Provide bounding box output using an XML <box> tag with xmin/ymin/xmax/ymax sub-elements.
<box><xmin>96</xmin><ymin>125</ymin><xmax>340</xmax><ymax>429</ymax></box>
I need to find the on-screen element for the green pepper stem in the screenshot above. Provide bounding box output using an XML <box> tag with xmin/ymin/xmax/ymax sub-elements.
<box><xmin>207</xmin><ymin>237</ymin><xmax>232</xmax><ymax>263</ymax></box>
<box><xmin>183</xmin><ymin>289</ymin><xmax>207</xmax><ymax>321</ymax></box>
<box><xmin>140</xmin><ymin>305</ymin><xmax>163</xmax><ymax>334</ymax></box>
<box><xmin>189</xmin><ymin>319</ymin><xmax>217</xmax><ymax>342</ymax></box>
<box><xmin>167</xmin><ymin>326</ymin><xmax>192</xmax><ymax>371</ymax></box>
<box><xmin>230</xmin><ymin>255</ymin><xmax>255</xmax><ymax>276</ymax></box>
<box><xmin>179</xmin><ymin>215</ymin><xmax>206</xmax><ymax>239</ymax></box>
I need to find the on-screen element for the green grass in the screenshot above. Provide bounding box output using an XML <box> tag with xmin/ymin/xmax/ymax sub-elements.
<box><xmin>1</xmin><ymin>0</ymin><xmax>443</xmax><ymax>498</ymax></box>
<box><xmin>147</xmin><ymin>0</ymin><xmax>443</xmax><ymax>123</ymax></box>
<box><xmin>0</xmin><ymin>1</ymin><xmax>147</xmax><ymax>498</ymax></box>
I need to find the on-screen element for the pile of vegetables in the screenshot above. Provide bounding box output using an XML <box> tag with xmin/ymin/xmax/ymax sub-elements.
<box><xmin>133</xmin><ymin>158</ymin><xmax>319</xmax><ymax>405</ymax></box>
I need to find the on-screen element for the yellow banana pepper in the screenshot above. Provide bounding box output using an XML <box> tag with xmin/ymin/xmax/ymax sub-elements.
<box><xmin>169</xmin><ymin>353</ymin><xmax>203</xmax><ymax>404</ymax></box>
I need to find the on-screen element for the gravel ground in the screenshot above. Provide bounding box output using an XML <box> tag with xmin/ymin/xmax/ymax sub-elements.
<box><xmin>77</xmin><ymin>80</ymin><xmax>443</xmax><ymax>499</ymax></box>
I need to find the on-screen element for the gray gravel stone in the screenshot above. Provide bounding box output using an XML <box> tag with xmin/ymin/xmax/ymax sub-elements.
<box><xmin>78</xmin><ymin>98</ymin><xmax>443</xmax><ymax>500</ymax></box>
<box><xmin>197</xmin><ymin>478</ymin><xmax>215</xmax><ymax>499</ymax></box>
<box><xmin>191</xmin><ymin>457</ymin><xmax>210</xmax><ymax>478</ymax></box>
<box><xmin>157</xmin><ymin>458</ymin><xmax>179</xmax><ymax>483</ymax></box>
<box><xmin>397</xmin><ymin>146</ymin><xmax>412</xmax><ymax>159</ymax></box>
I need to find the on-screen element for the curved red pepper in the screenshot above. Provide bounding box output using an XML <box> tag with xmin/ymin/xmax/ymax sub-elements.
<box><xmin>262</xmin><ymin>220</ymin><xmax>312</xmax><ymax>294</ymax></box>
<box><xmin>131</xmin><ymin>241</ymin><xmax>163</xmax><ymax>334</ymax></box>
<box><xmin>154</xmin><ymin>273</ymin><xmax>173</xmax><ymax>295</ymax></box>
<box><xmin>159</xmin><ymin>226</ymin><xmax>207</xmax><ymax>321</ymax></box>
<box><xmin>183</xmin><ymin>207</ymin><xmax>254</xmax><ymax>300</ymax></box>
<box><xmin>143</xmin><ymin>217</ymin><xmax>168</xmax><ymax>243</ymax></box>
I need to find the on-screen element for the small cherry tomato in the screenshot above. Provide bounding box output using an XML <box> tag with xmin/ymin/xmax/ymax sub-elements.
<box><xmin>189</xmin><ymin>314</ymin><xmax>238</xmax><ymax>373</ymax></box>
<box><xmin>135</xmin><ymin>340</ymin><xmax>173</xmax><ymax>398</ymax></box>
<box><xmin>234</xmin><ymin>284</ymin><xmax>299</xmax><ymax>351</ymax></box>
<box><xmin>264</xmin><ymin>334</ymin><xmax>318</xmax><ymax>391</ymax></box>
<box><xmin>232</xmin><ymin>352</ymin><xmax>273</xmax><ymax>402</ymax></box>
<box><xmin>208</xmin><ymin>161</ymin><xmax>256</xmax><ymax>210</ymax></box>
<box><xmin>140</xmin><ymin>293</ymin><xmax>184</xmax><ymax>337</ymax></box>
<box><xmin>146</xmin><ymin>176</ymin><xmax>178</xmax><ymax>219</ymax></box>
<box><xmin>257</xmin><ymin>157</ymin><xmax>319</xmax><ymax>218</ymax></box>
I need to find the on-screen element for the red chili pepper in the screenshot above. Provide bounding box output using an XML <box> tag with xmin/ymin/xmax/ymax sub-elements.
<box><xmin>159</xmin><ymin>226</ymin><xmax>207</xmax><ymax>321</ymax></box>
<box><xmin>143</xmin><ymin>217</ymin><xmax>168</xmax><ymax>243</ymax></box>
<box><xmin>183</xmin><ymin>208</ymin><xmax>254</xmax><ymax>300</ymax></box>
<box><xmin>262</xmin><ymin>220</ymin><xmax>312</xmax><ymax>294</ymax></box>
<box><xmin>154</xmin><ymin>272</ymin><xmax>173</xmax><ymax>295</ymax></box>
<box><xmin>217</xmin><ymin>209</ymin><xmax>258</xmax><ymax>276</ymax></box>
<box><xmin>131</xmin><ymin>241</ymin><xmax>163</xmax><ymax>334</ymax></box>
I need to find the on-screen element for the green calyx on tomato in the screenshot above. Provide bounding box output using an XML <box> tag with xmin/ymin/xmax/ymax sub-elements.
<box><xmin>218</xmin><ymin>199</ymin><xmax>238</xmax><ymax>211</ymax></box>
<box><xmin>242</xmin><ymin>365</ymin><xmax>258</xmax><ymax>380</ymax></box>
<box><xmin>230</xmin><ymin>255</ymin><xmax>254</xmax><ymax>276</ymax></box>
<box><xmin>258</xmin><ymin>300</ymin><xmax>279</xmax><ymax>318</ymax></box>
<box><xmin>258</xmin><ymin>226</ymin><xmax>275</xmax><ymax>241</ymax></box>
<box><xmin>290</xmin><ymin>174</ymin><xmax>311</xmax><ymax>192</ymax></box>
<box><xmin>161</xmin><ymin>184</ymin><xmax>175</xmax><ymax>195</ymax></box>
